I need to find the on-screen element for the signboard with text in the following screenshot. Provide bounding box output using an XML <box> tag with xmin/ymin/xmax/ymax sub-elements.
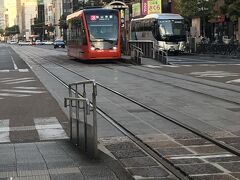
<box><xmin>132</xmin><ymin>3</ymin><xmax>141</xmax><ymax>17</ymax></box>
<box><xmin>148</xmin><ymin>0</ymin><xmax>162</xmax><ymax>14</ymax></box>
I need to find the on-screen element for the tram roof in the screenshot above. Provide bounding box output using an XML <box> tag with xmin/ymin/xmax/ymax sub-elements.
<box><xmin>131</xmin><ymin>13</ymin><xmax>184</xmax><ymax>21</ymax></box>
<box><xmin>67</xmin><ymin>8</ymin><xmax>118</xmax><ymax>21</ymax></box>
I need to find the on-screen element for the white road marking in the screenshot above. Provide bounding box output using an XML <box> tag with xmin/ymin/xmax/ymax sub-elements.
<box><xmin>0</xmin><ymin>77</ymin><xmax>34</xmax><ymax>83</ymax></box>
<box><xmin>11</xmin><ymin>56</ymin><xmax>18</xmax><ymax>70</ymax></box>
<box><xmin>170</xmin><ymin>154</ymin><xmax>234</xmax><ymax>159</ymax></box>
<box><xmin>14</xmin><ymin>87</ymin><xmax>43</xmax><ymax>90</ymax></box>
<box><xmin>0</xmin><ymin>93</ymin><xmax>30</xmax><ymax>97</ymax></box>
<box><xmin>189</xmin><ymin>71</ymin><xmax>240</xmax><ymax>78</ymax></box>
<box><xmin>1</xmin><ymin>89</ymin><xmax>47</xmax><ymax>94</ymax></box>
<box><xmin>226</xmin><ymin>79</ymin><xmax>240</xmax><ymax>84</ymax></box>
<box><xmin>6</xmin><ymin>80</ymin><xmax>36</xmax><ymax>85</ymax></box>
<box><xmin>34</xmin><ymin>117</ymin><xmax>68</xmax><ymax>140</ymax></box>
<box><xmin>0</xmin><ymin>119</ymin><xmax>10</xmax><ymax>143</ymax></box>
<box><xmin>142</xmin><ymin>65</ymin><xmax>162</xmax><ymax>68</ymax></box>
<box><xmin>0</xmin><ymin>70</ymin><xmax>10</xmax><ymax>72</ymax></box>
<box><xmin>18</xmin><ymin>69</ymin><xmax>29</xmax><ymax>72</ymax></box>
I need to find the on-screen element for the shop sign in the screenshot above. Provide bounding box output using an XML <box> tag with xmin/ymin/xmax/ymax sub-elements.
<box><xmin>132</xmin><ymin>3</ymin><xmax>141</xmax><ymax>17</ymax></box>
<box><xmin>148</xmin><ymin>0</ymin><xmax>162</xmax><ymax>14</ymax></box>
<box><xmin>142</xmin><ymin>0</ymin><xmax>148</xmax><ymax>16</ymax></box>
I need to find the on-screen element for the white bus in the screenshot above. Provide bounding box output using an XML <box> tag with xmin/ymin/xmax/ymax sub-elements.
<box><xmin>130</xmin><ymin>13</ymin><xmax>186</xmax><ymax>54</ymax></box>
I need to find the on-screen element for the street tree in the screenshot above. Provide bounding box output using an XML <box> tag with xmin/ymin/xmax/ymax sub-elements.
<box><xmin>5</xmin><ymin>25</ymin><xmax>20</xmax><ymax>36</ymax></box>
<box><xmin>221</xmin><ymin>0</ymin><xmax>240</xmax><ymax>22</ymax></box>
<box><xmin>176</xmin><ymin>0</ymin><xmax>217</xmax><ymax>36</ymax></box>
<box><xmin>0</xmin><ymin>29</ymin><xmax>4</xmax><ymax>36</ymax></box>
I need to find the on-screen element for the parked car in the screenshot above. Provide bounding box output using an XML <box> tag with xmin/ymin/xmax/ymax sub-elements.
<box><xmin>43</xmin><ymin>41</ymin><xmax>53</xmax><ymax>45</ymax></box>
<box><xmin>9</xmin><ymin>40</ymin><xmax>17</xmax><ymax>44</ymax></box>
<box><xmin>53</xmin><ymin>40</ymin><xmax>65</xmax><ymax>48</ymax></box>
<box><xmin>18</xmin><ymin>41</ymin><xmax>32</xmax><ymax>46</ymax></box>
<box><xmin>35</xmin><ymin>40</ymin><xmax>43</xmax><ymax>45</ymax></box>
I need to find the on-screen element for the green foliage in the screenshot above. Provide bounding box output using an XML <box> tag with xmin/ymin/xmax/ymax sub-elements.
<box><xmin>5</xmin><ymin>25</ymin><xmax>20</xmax><ymax>36</ymax></box>
<box><xmin>46</xmin><ymin>24</ymin><xmax>55</xmax><ymax>33</ymax></box>
<box><xmin>221</xmin><ymin>0</ymin><xmax>240</xmax><ymax>22</ymax></box>
<box><xmin>0</xmin><ymin>29</ymin><xmax>4</xmax><ymax>35</ymax></box>
<box><xmin>31</xmin><ymin>18</ymin><xmax>44</xmax><ymax>35</ymax></box>
<box><xmin>176</xmin><ymin>0</ymin><xmax>217</xmax><ymax>19</ymax></box>
<box><xmin>59</xmin><ymin>15</ymin><xmax>68</xmax><ymax>29</ymax></box>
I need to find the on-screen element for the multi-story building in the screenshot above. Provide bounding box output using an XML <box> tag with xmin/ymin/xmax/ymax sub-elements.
<box><xmin>53</xmin><ymin>0</ymin><xmax>63</xmax><ymax>39</ymax></box>
<box><xmin>16</xmin><ymin>0</ymin><xmax>38</xmax><ymax>40</ymax></box>
<box><xmin>4</xmin><ymin>0</ymin><xmax>17</xmax><ymax>27</ymax></box>
<box><xmin>0</xmin><ymin>0</ymin><xmax>5</xmax><ymax>30</ymax></box>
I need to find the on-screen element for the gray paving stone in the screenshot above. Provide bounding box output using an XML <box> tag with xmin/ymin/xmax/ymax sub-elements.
<box><xmin>48</xmin><ymin>167</ymin><xmax>81</xmax><ymax>175</ymax></box>
<box><xmin>169</xmin><ymin>158</ymin><xmax>205</xmax><ymax>165</ymax></box>
<box><xmin>111</xmin><ymin>149</ymin><xmax>146</xmax><ymax>159</ymax></box>
<box><xmin>177</xmin><ymin>163</ymin><xmax>223</xmax><ymax>175</ymax></box>
<box><xmin>188</xmin><ymin>145</ymin><xmax>227</xmax><ymax>154</ymax></box>
<box><xmin>218</xmin><ymin>162</ymin><xmax>240</xmax><ymax>172</ymax></box>
<box><xmin>84</xmin><ymin>177</ymin><xmax>118</xmax><ymax>180</ymax></box>
<box><xmin>231</xmin><ymin>173</ymin><xmax>240</xmax><ymax>179</ymax></box>
<box><xmin>46</xmin><ymin>161</ymin><xmax>76</xmax><ymax>169</ymax></box>
<box><xmin>217</xmin><ymin>137</ymin><xmax>240</xmax><ymax>144</ymax></box>
<box><xmin>128</xmin><ymin>167</ymin><xmax>169</xmax><ymax>178</ymax></box>
<box><xmin>0</xmin><ymin>165</ymin><xmax>16</xmax><ymax>172</ymax></box>
<box><xmin>156</xmin><ymin>147</ymin><xmax>194</xmax><ymax>156</ymax></box>
<box><xmin>166</xmin><ymin>133</ymin><xmax>200</xmax><ymax>140</ymax></box>
<box><xmin>191</xmin><ymin>174</ymin><xmax>237</xmax><ymax>180</ymax></box>
<box><xmin>0</xmin><ymin>171</ymin><xmax>17</xmax><ymax>178</ymax></box>
<box><xmin>80</xmin><ymin>166</ymin><xmax>116</xmax><ymax>177</ymax></box>
<box><xmin>105</xmin><ymin>142</ymin><xmax>139</xmax><ymax>151</ymax></box>
<box><xmin>147</xmin><ymin>141</ymin><xmax>181</xmax><ymax>148</ymax></box>
<box><xmin>120</xmin><ymin>156</ymin><xmax>158</xmax><ymax>167</ymax></box>
<box><xmin>104</xmin><ymin>161</ymin><xmax>134</xmax><ymax>180</ymax></box>
<box><xmin>205</xmin><ymin>156</ymin><xmax>240</xmax><ymax>163</ymax></box>
<box><xmin>13</xmin><ymin>175</ymin><xmax>51</xmax><ymax>180</ymax></box>
<box><xmin>175</xmin><ymin>138</ymin><xmax>211</xmax><ymax>146</ymax></box>
<box><xmin>50</xmin><ymin>173</ymin><xmax>84</xmax><ymax>180</ymax></box>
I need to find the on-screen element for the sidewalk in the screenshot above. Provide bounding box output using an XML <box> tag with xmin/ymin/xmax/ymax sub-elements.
<box><xmin>0</xmin><ymin>48</ymin><xmax>133</xmax><ymax>179</ymax></box>
<box><xmin>0</xmin><ymin>141</ymin><xmax>133</xmax><ymax>180</ymax></box>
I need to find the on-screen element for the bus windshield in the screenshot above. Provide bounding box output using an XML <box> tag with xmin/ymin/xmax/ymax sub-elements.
<box><xmin>158</xmin><ymin>19</ymin><xmax>185</xmax><ymax>36</ymax></box>
<box><xmin>85</xmin><ymin>11</ymin><xmax>118</xmax><ymax>43</ymax></box>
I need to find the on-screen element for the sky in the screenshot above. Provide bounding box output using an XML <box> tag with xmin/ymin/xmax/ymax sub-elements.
<box><xmin>4</xmin><ymin>0</ymin><xmax>17</xmax><ymax>27</ymax></box>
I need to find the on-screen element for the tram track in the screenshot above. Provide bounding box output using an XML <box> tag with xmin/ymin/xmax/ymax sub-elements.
<box><xmin>15</xmin><ymin>47</ymin><xmax>240</xmax><ymax>179</ymax></box>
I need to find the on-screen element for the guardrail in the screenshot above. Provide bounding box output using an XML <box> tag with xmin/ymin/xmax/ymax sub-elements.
<box><xmin>128</xmin><ymin>40</ymin><xmax>154</xmax><ymax>58</ymax></box>
<box><xmin>64</xmin><ymin>80</ymin><xmax>98</xmax><ymax>158</ymax></box>
<box><xmin>128</xmin><ymin>40</ymin><xmax>168</xmax><ymax>64</ymax></box>
<box><xmin>130</xmin><ymin>44</ymin><xmax>144</xmax><ymax>64</ymax></box>
<box><xmin>153</xmin><ymin>45</ymin><xmax>168</xmax><ymax>64</ymax></box>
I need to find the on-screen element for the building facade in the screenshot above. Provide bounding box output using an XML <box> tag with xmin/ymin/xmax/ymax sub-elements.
<box><xmin>0</xmin><ymin>0</ymin><xmax>4</xmax><ymax>30</ymax></box>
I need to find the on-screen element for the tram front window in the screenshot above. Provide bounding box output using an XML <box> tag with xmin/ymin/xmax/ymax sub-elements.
<box><xmin>85</xmin><ymin>12</ymin><xmax>118</xmax><ymax>43</ymax></box>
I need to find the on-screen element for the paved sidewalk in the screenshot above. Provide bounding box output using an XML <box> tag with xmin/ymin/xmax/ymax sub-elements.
<box><xmin>0</xmin><ymin>141</ymin><xmax>133</xmax><ymax>180</ymax></box>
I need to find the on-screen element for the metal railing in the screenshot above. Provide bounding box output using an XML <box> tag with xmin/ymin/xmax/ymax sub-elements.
<box><xmin>153</xmin><ymin>45</ymin><xmax>168</xmax><ymax>64</ymax></box>
<box><xmin>128</xmin><ymin>40</ymin><xmax>154</xmax><ymax>58</ymax></box>
<box><xmin>130</xmin><ymin>44</ymin><xmax>144</xmax><ymax>64</ymax></box>
<box><xmin>64</xmin><ymin>80</ymin><xmax>98</xmax><ymax>158</ymax></box>
<box><xmin>128</xmin><ymin>40</ymin><xmax>169</xmax><ymax>64</ymax></box>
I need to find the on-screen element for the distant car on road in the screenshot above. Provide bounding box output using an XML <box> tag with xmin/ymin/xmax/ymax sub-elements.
<box><xmin>18</xmin><ymin>41</ymin><xmax>32</xmax><ymax>46</ymax></box>
<box><xmin>53</xmin><ymin>40</ymin><xmax>65</xmax><ymax>48</ymax></box>
<box><xmin>35</xmin><ymin>40</ymin><xmax>43</xmax><ymax>45</ymax></box>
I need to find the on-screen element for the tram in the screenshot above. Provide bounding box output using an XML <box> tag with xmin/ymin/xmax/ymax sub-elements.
<box><xmin>66</xmin><ymin>8</ymin><xmax>121</xmax><ymax>60</ymax></box>
<box><xmin>130</xmin><ymin>13</ymin><xmax>186</xmax><ymax>54</ymax></box>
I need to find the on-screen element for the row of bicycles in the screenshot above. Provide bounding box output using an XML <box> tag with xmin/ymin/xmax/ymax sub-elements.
<box><xmin>196</xmin><ymin>43</ymin><xmax>240</xmax><ymax>57</ymax></box>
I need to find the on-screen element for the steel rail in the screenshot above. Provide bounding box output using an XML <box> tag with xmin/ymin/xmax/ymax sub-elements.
<box><xmin>21</xmin><ymin>49</ymin><xmax>240</xmax><ymax>158</ymax></box>
<box><xmin>21</xmin><ymin>51</ymin><xmax>189</xmax><ymax>180</ymax></box>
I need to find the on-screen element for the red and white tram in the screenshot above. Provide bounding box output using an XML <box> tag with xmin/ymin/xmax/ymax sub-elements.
<box><xmin>66</xmin><ymin>8</ymin><xmax>121</xmax><ymax>60</ymax></box>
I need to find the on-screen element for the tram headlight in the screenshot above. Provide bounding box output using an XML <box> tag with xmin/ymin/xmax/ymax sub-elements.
<box><xmin>113</xmin><ymin>47</ymin><xmax>117</xmax><ymax>50</ymax></box>
<box><xmin>90</xmin><ymin>46</ymin><xmax>95</xmax><ymax>51</ymax></box>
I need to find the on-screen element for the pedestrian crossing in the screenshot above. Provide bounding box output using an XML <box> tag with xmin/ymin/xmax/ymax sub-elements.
<box><xmin>0</xmin><ymin>77</ymin><xmax>47</xmax><ymax>99</ymax></box>
<box><xmin>0</xmin><ymin>117</ymin><xmax>68</xmax><ymax>143</ymax></box>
